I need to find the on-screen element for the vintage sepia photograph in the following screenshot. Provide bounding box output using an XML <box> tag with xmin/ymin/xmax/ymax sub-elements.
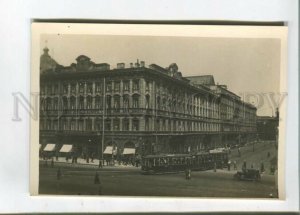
<box><xmin>31</xmin><ymin>23</ymin><xmax>287</xmax><ymax>199</ymax></box>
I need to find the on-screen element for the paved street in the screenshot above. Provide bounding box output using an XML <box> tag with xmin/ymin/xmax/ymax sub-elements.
<box><xmin>39</xmin><ymin>141</ymin><xmax>278</xmax><ymax>198</ymax></box>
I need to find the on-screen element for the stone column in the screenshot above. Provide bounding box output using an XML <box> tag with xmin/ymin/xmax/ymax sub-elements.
<box><xmin>111</xmin><ymin>118</ymin><xmax>113</xmax><ymax>131</ymax></box>
<box><xmin>140</xmin><ymin>78</ymin><xmax>146</xmax><ymax>109</ymax></box>
<box><xmin>119</xmin><ymin>117</ymin><xmax>123</xmax><ymax>131</ymax></box>
<box><xmin>129</xmin><ymin>117</ymin><xmax>132</xmax><ymax>131</ymax></box>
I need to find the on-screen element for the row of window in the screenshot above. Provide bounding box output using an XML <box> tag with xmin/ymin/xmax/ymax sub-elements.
<box><xmin>41</xmin><ymin>79</ymin><xmax>142</xmax><ymax>95</ymax></box>
<box><xmin>41</xmin><ymin>118</ymin><xmax>223</xmax><ymax>132</ymax></box>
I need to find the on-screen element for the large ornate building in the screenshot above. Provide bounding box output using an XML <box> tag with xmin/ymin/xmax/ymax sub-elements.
<box><xmin>40</xmin><ymin>48</ymin><xmax>257</xmax><ymax>158</ymax></box>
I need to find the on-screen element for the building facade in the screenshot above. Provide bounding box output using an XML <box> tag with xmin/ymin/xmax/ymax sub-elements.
<box><xmin>256</xmin><ymin>109</ymin><xmax>279</xmax><ymax>141</ymax></box>
<box><xmin>40</xmin><ymin>49</ymin><xmax>257</xmax><ymax>158</ymax></box>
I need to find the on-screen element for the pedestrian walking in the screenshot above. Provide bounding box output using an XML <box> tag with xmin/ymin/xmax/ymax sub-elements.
<box><xmin>214</xmin><ymin>162</ymin><xmax>217</xmax><ymax>172</ymax></box>
<box><xmin>233</xmin><ymin>160</ymin><xmax>237</xmax><ymax>170</ymax></box>
<box><xmin>188</xmin><ymin>168</ymin><xmax>191</xmax><ymax>180</ymax></box>
<box><xmin>185</xmin><ymin>168</ymin><xmax>191</xmax><ymax>180</ymax></box>
<box><xmin>267</xmin><ymin>152</ymin><xmax>271</xmax><ymax>158</ymax></box>
<box><xmin>98</xmin><ymin>160</ymin><xmax>103</xmax><ymax>168</ymax></box>
<box><xmin>251</xmin><ymin>163</ymin><xmax>254</xmax><ymax>169</ymax></box>
<box><xmin>238</xmin><ymin>147</ymin><xmax>241</xmax><ymax>157</ymax></box>
<box><xmin>227</xmin><ymin>160</ymin><xmax>231</xmax><ymax>171</ymax></box>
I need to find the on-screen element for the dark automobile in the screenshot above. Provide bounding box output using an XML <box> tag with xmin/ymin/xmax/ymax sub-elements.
<box><xmin>234</xmin><ymin>169</ymin><xmax>261</xmax><ymax>181</ymax></box>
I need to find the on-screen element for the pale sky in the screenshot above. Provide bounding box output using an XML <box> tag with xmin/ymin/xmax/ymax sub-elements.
<box><xmin>41</xmin><ymin>34</ymin><xmax>281</xmax><ymax>116</ymax></box>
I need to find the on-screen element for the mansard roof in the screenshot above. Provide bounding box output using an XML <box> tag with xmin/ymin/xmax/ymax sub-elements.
<box><xmin>185</xmin><ymin>75</ymin><xmax>215</xmax><ymax>86</ymax></box>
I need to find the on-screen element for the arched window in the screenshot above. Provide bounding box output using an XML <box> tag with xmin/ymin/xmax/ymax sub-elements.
<box><xmin>53</xmin><ymin>97</ymin><xmax>59</xmax><ymax>110</ymax></box>
<box><xmin>132</xmin><ymin>94</ymin><xmax>139</xmax><ymax>108</ymax></box>
<box><xmin>62</xmin><ymin>97</ymin><xmax>68</xmax><ymax>110</ymax></box>
<box><xmin>79</xmin><ymin>96</ymin><xmax>84</xmax><ymax>109</ymax></box>
<box><xmin>123</xmin><ymin>95</ymin><xmax>129</xmax><ymax>111</ymax></box>
<box><xmin>87</xmin><ymin>96</ymin><xmax>92</xmax><ymax>109</ymax></box>
<box><xmin>113</xmin><ymin>95</ymin><xmax>120</xmax><ymax>109</ymax></box>
<box><xmin>70</xmin><ymin>96</ymin><xmax>76</xmax><ymax>109</ymax></box>
<box><xmin>95</xmin><ymin>96</ymin><xmax>101</xmax><ymax>109</ymax></box>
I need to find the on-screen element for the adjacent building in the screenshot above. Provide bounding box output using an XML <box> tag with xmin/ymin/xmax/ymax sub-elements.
<box><xmin>39</xmin><ymin>48</ymin><xmax>257</xmax><ymax>158</ymax></box>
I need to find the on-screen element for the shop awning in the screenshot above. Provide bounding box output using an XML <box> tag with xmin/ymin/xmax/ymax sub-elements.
<box><xmin>103</xmin><ymin>146</ymin><xmax>113</xmax><ymax>154</ymax></box>
<box><xmin>123</xmin><ymin>148</ymin><xmax>135</xmax><ymax>155</ymax></box>
<box><xmin>60</xmin><ymin>145</ymin><xmax>73</xmax><ymax>153</ymax></box>
<box><xmin>43</xmin><ymin>144</ymin><xmax>56</xmax><ymax>152</ymax></box>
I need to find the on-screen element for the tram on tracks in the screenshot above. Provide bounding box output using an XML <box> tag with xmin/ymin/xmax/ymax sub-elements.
<box><xmin>141</xmin><ymin>151</ymin><xmax>228</xmax><ymax>174</ymax></box>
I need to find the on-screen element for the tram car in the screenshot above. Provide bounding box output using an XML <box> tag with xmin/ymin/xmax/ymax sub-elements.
<box><xmin>141</xmin><ymin>151</ymin><xmax>228</xmax><ymax>174</ymax></box>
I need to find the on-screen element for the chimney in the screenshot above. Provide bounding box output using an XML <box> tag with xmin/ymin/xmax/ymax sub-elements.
<box><xmin>140</xmin><ymin>61</ymin><xmax>145</xmax><ymax>67</ymax></box>
<box><xmin>117</xmin><ymin>63</ymin><xmax>125</xmax><ymax>69</ymax></box>
<box><xmin>135</xmin><ymin>59</ymin><xmax>140</xmax><ymax>67</ymax></box>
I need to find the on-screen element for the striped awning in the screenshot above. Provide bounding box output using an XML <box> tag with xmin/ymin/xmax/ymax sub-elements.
<box><xmin>43</xmin><ymin>144</ymin><xmax>56</xmax><ymax>152</ymax></box>
<box><xmin>123</xmin><ymin>148</ymin><xmax>135</xmax><ymax>155</ymax></box>
<box><xmin>60</xmin><ymin>145</ymin><xmax>73</xmax><ymax>153</ymax></box>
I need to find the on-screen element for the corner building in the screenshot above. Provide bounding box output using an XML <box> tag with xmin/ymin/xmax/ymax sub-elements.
<box><xmin>40</xmin><ymin>49</ymin><xmax>257</xmax><ymax>157</ymax></box>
